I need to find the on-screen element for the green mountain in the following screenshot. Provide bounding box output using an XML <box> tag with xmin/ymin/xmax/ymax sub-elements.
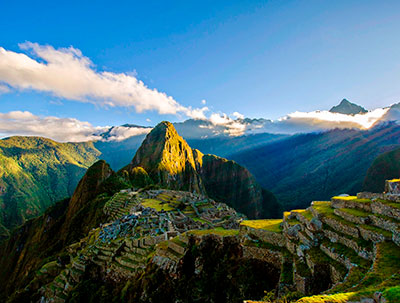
<box><xmin>2</xmin><ymin>152</ymin><xmax>400</xmax><ymax>302</ymax></box>
<box><xmin>121</xmin><ymin>121</ymin><xmax>279</xmax><ymax>218</ymax></box>
<box><xmin>363</xmin><ymin>147</ymin><xmax>400</xmax><ymax>193</ymax></box>
<box><xmin>329</xmin><ymin>98</ymin><xmax>368</xmax><ymax>115</ymax></box>
<box><xmin>231</xmin><ymin>122</ymin><xmax>400</xmax><ymax>210</ymax></box>
<box><xmin>0</xmin><ymin>136</ymin><xmax>101</xmax><ymax>238</ymax></box>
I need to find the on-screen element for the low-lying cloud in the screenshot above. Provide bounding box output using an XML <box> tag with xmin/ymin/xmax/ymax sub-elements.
<box><xmin>196</xmin><ymin>107</ymin><xmax>392</xmax><ymax>137</ymax></box>
<box><xmin>105</xmin><ymin>126</ymin><xmax>151</xmax><ymax>142</ymax></box>
<box><xmin>0</xmin><ymin>42</ymin><xmax>207</xmax><ymax>119</ymax></box>
<box><xmin>0</xmin><ymin>111</ymin><xmax>152</xmax><ymax>142</ymax></box>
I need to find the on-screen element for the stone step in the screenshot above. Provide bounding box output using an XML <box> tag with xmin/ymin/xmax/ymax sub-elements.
<box><xmin>333</xmin><ymin>208</ymin><xmax>370</xmax><ymax>225</ymax></box>
<box><xmin>370</xmin><ymin>199</ymin><xmax>400</xmax><ymax>221</ymax></box>
<box><xmin>358</xmin><ymin>224</ymin><xmax>392</xmax><ymax>243</ymax></box>
<box><xmin>322</xmin><ymin>224</ymin><xmax>374</xmax><ymax>260</ymax></box>
<box><xmin>320</xmin><ymin>239</ymin><xmax>372</xmax><ymax>270</ymax></box>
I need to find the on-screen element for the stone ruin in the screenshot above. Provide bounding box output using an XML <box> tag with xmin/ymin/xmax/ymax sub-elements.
<box><xmin>385</xmin><ymin>178</ymin><xmax>400</xmax><ymax>196</ymax></box>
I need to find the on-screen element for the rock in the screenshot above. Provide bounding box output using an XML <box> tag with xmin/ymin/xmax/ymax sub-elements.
<box><xmin>374</xmin><ymin>291</ymin><xmax>387</xmax><ymax>303</ymax></box>
<box><xmin>309</xmin><ymin>217</ymin><xmax>322</xmax><ymax>231</ymax></box>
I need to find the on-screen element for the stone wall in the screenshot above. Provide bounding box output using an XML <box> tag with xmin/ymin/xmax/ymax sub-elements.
<box><xmin>239</xmin><ymin>225</ymin><xmax>286</xmax><ymax>247</ymax></box>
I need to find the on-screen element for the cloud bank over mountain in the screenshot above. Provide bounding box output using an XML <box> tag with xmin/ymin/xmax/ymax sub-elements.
<box><xmin>0</xmin><ymin>103</ymin><xmax>398</xmax><ymax>142</ymax></box>
<box><xmin>0</xmin><ymin>111</ymin><xmax>151</xmax><ymax>142</ymax></box>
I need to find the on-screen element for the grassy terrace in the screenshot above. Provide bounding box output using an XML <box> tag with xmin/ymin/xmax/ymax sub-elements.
<box><xmin>332</xmin><ymin>196</ymin><xmax>371</xmax><ymax>204</ymax></box>
<box><xmin>307</xmin><ymin>241</ymin><xmax>400</xmax><ymax>303</ymax></box>
<box><xmin>240</xmin><ymin>219</ymin><xmax>283</xmax><ymax>232</ymax></box>
<box><xmin>321</xmin><ymin>238</ymin><xmax>371</xmax><ymax>269</ymax></box>
<box><xmin>359</xmin><ymin>224</ymin><xmax>393</xmax><ymax>238</ymax></box>
<box><xmin>338</xmin><ymin>208</ymin><xmax>370</xmax><ymax>217</ymax></box>
<box><xmin>290</xmin><ymin>209</ymin><xmax>314</xmax><ymax>221</ymax></box>
<box><xmin>285</xmin><ymin>217</ymin><xmax>302</xmax><ymax>226</ymax></box>
<box><xmin>141</xmin><ymin>198</ymin><xmax>174</xmax><ymax>211</ymax></box>
<box><xmin>322</xmin><ymin>223</ymin><xmax>373</xmax><ymax>251</ymax></box>
<box><xmin>187</xmin><ymin>228</ymin><xmax>239</xmax><ymax>237</ymax></box>
<box><xmin>312</xmin><ymin>202</ymin><xmax>361</xmax><ymax>228</ymax></box>
<box><xmin>376</xmin><ymin>198</ymin><xmax>400</xmax><ymax>210</ymax></box>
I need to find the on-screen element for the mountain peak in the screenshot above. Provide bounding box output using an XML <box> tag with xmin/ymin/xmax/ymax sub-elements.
<box><xmin>127</xmin><ymin>121</ymin><xmax>205</xmax><ymax>193</ymax></box>
<box><xmin>329</xmin><ymin>98</ymin><xmax>367</xmax><ymax>115</ymax></box>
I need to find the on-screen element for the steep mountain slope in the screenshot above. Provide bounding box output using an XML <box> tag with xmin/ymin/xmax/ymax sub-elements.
<box><xmin>193</xmin><ymin>150</ymin><xmax>281</xmax><ymax>218</ymax></box>
<box><xmin>0</xmin><ymin>159</ymin><xmax>128</xmax><ymax>299</ymax></box>
<box><xmin>0</xmin><ymin>137</ymin><xmax>101</xmax><ymax>237</ymax></box>
<box><xmin>329</xmin><ymin>98</ymin><xmax>368</xmax><ymax>115</ymax></box>
<box><xmin>122</xmin><ymin>121</ymin><xmax>279</xmax><ymax>218</ymax></box>
<box><xmin>123</xmin><ymin>121</ymin><xmax>205</xmax><ymax>194</ymax></box>
<box><xmin>363</xmin><ymin>147</ymin><xmax>400</xmax><ymax>193</ymax></box>
<box><xmin>231</xmin><ymin>122</ymin><xmax>400</xmax><ymax>210</ymax></box>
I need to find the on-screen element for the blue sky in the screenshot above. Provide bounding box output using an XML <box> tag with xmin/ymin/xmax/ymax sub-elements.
<box><xmin>1</xmin><ymin>0</ymin><xmax>400</xmax><ymax>130</ymax></box>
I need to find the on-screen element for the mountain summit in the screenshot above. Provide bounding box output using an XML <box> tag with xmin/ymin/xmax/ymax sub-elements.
<box><xmin>125</xmin><ymin>121</ymin><xmax>205</xmax><ymax>194</ymax></box>
<box><xmin>329</xmin><ymin>98</ymin><xmax>368</xmax><ymax>115</ymax></box>
<box><xmin>122</xmin><ymin>121</ymin><xmax>279</xmax><ymax>218</ymax></box>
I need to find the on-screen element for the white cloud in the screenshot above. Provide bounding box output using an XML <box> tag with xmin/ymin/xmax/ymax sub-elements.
<box><xmin>146</xmin><ymin>118</ymin><xmax>151</xmax><ymax>122</ymax></box>
<box><xmin>0</xmin><ymin>42</ymin><xmax>205</xmax><ymax>119</ymax></box>
<box><xmin>0</xmin><ymin>111</ymin><xmax>108</xmax><ymax>142</ymax></box>
<box><xmin>201</xmin><ymin>99</ymin><xmax>207</xmax><ymax>105</ymax></box>
<box><xmin>274</xmin><ymin>108</ymin><xmax>390</xmax><ymax>133</ymax></box>
<box><xmin>105</xmin><ymin>126</ymin><xmax>151</xmax><ymax>142</ymax></box>
<box><xmin>192</xmin><ymin>107</ymin><xmax>393</xmax><ymax>138</ymax></box>
<box><xmin>232</xmin><ymin>111</ymin><xmax>244</xmax><ymax>119</ymax></box>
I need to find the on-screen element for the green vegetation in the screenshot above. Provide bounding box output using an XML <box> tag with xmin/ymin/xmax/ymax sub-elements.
<box><xmin>363</xmin><ymin>147</ymin><xmax>400</xmax><ymax>193</ymax></box>
<box><xmin>141</xmin><ymin>198</ymin><xmax>174</xmax><ymax>211</ymax></box>
<box><xmin>0</xmin><ymin>136</ymin><xmax>101</xmax><ymax>233</ymax></box>
<box><xmin>187</xmin><ymin>228</ymin><xmax>239</xmax><ymax>236</ymax></box>
<box><xmin>241</xmin><ymin>219</ymin><xmax>283</xmax><ymax>232</ymax></box>
<box><xmin>338</xmin><ymin>208</ymin><xmax>370</xmax><ymax>217</ymax></box>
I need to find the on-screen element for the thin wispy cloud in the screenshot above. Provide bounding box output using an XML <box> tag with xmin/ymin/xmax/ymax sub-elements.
<box><xmin>0</xmin><ymin>42</ymin><xmax>207</xmax><ymax>119</ymax></box>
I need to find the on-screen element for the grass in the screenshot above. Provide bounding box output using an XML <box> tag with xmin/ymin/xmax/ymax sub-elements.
<box><xmin>332</xmin><ymin>196</ymin><xmax>371</xmax><ymax>204</ymax></box>
<box><xmin>376</xmin><ymin>199</ymin><xmax>400</xmax><ymax>210</ymax></box>
<box><xmin>285</xmin><ymin>217</ymin><xmax>301</xmax><ymax>226</ymax></box>
<box><xmin>321</xmin><ymin>238</ymin><xmax>371</xmax><ymax>268</ymax></box>
<box><xmin>187</xmin><ymin>228</ymin><xmax>239</xmax><ymax>236</ymax></box>
<box><xmin>240</xmin><ymin>219</ymin><xmax>283</xmax><ymax>232</ymax></box>
<box><xmin>313</xmin><ymin>203</ymin><xmax>360</xmax><ymax>229</ymax></box>
<box><xmin>332</xmin><ymin>196</ymin><xmax>357</xmax><ymax>201</ymax></box>
<box><xmin>296</xmin><ymin>292</ymin><xmax>357</xmax><ymax>303</ymax></box>
<box><xmin>290</xmin><ymin>209</ymin><xmax>314</xmax><ymax>221</ymax></box>
<box><xmin>141</xmin><ymin>198</ymin><xmax>174</xmax><ymax>211</ymax></box>
<box><xmin>322</xmin><ymin>223</ymin><xmax>373</xmax><ymax>251</ymax></box>
<box><xmin>338</xmin><ymin>208</ymin><xmax>370</xmax><ymax>217</ymax></box>
<box><xmin>359</xmin><ymin>224</ymin><xmax>393</xmax><ymax>239</ymax></box>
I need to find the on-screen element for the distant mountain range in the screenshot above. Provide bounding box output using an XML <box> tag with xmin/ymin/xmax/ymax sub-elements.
<box><xmin>230</xmin><ymin>122</ymin><xmax>400</xmax><ymax>209</ymax></box>
<box><xmin>88</xmin><ymin>99</ymin><xmax>400</xmax><ymax>146</ymax></box>
<box><xmin>0</xmin><ymin>98</ymin><xmax>399</xmax><ymax>235</ymax></box>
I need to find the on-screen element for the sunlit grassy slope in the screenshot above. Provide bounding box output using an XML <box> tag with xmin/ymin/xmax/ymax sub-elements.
<box><xmin>0</xmin><ymin>136</ymin><xmax>101</xmax><ymax>235</ymax></box>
